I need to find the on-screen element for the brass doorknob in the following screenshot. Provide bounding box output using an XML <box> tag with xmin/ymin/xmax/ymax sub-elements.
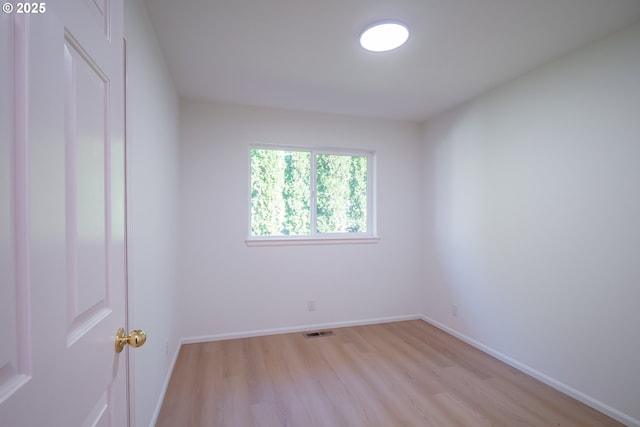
<box><xmin>115</xmin><ymin>328</ymin><xmax>147</xmax><ymax>353</ymax></box>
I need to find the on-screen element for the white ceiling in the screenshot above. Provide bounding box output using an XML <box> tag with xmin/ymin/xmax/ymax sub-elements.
<box><xmin>145</xmin><ymin>0</ymin><xmax>640</xmax><ymax>122</ymax></box>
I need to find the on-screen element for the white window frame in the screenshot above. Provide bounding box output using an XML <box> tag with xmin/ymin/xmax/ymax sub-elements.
<box><xmin>246</xmin><ymin>144</ymin><xmax>379</xmax><ymax>246</ymax></box>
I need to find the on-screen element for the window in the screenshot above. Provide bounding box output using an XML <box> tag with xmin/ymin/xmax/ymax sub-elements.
<box><xmin>249</xmin><ymin>146</ymin><xmax>376</xmax><ymax>244</ymax></box>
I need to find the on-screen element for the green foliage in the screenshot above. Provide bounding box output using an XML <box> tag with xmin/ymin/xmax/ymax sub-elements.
<box><xmin>251</xmin><ymin>148</ymin><xmax>367</xmax><ymax>236</ymax></box>
<box><xmin>251</xmin><ymin>148</ymin><xmax>285</xmax><ymax>235</ymax></box>
<box><xmin>349</xmin><ymin>156</ymin><xmax>368</xmax><ymax>232</ymax></box>
<box><xmin>282</xmin><ymin>151</ymin><xmax>310</xmax><ymax>234</ymax></box>
<box><xmin>316</xmin><ymin>154</ymin><xmax>367</xmax><ymax>233</ymax></box>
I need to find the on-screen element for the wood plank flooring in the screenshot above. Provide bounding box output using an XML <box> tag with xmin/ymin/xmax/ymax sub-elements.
<box><xmin>156</xmin><ymin>320</ymin><xmax>623</xmax><ymax>426</ymax></box>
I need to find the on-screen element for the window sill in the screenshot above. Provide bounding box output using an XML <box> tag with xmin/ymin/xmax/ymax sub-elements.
<box><xmin>245</xmin><ymin>236</ymin><xmax>380</xmax><ymax>247</ymax></box>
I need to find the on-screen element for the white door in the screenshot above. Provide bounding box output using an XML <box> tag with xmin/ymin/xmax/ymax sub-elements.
<box><xmin>0</xmin><ymin>0</ymin><xmax>132</xmax><ymax>425</ymax></box>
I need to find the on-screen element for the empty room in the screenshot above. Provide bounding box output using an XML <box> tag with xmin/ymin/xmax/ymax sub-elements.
<box><xmin>1</xmin><ymin>0</ymin><xmax>639</xmax><ymax>426</ymax></box>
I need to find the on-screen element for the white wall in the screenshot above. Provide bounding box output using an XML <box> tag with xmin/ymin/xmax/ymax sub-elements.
<box><xmin>124</xmin><ymin>2</ymin><xmax>180</xmax><ymax>426</ymax></box>
<box><xmin>177</xmin><ymin>102</ymin><xmax>424</xmax><ymax>338</ymax></box>
<box><xmin>422</xmin><ymin>22</ymin><xmax>640</xmax><ymax>425</ymax></box>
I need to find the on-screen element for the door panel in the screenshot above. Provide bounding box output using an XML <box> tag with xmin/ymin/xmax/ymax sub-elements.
<box><xmin>0</xmin><ymin>12</ymin><xmax>29</xmax><ymax>406</ymax></box>
<box><xmin>64</xmin><ymin>31</ymin><xmax>110</xmax><ymax>344</ymax></box>
<box><xmin>0</xmin><ymin>1</ymin><xmax>127</xmax><ymax>425</ymax></box>
<box><xmin>83</xmin><ymin>0</ymin><xmax>111</xmax><ymax>39</ymax></box>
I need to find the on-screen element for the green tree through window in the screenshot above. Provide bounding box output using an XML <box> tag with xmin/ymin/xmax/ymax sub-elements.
<box><xmin>250</xmin><ymin>147</ymin><xmax>371</xmax><ymax>237</ymax></box>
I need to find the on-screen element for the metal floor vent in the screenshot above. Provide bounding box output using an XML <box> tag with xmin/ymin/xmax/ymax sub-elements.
<box><xmin>303</xmin><ymin>330</ymin><xmax>335</xmax><ymax>339</ymax></box>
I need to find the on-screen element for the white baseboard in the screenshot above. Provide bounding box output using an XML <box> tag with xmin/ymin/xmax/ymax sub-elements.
<box><xmin>180</xmin><ymin>314</ymin><xmax>422</xmax><ymax>345</ymax></box>
<box><xmin>149</xmin><ymin>314</ymin><xmax>639</xmax><ymax>427</ymax></box>
<box><xmin>419</xmin><ymin>315</ymin><xmax>640</xmax><ymax>427</ymax></box>
<box><xmin>147</xmin><ymin>314</ymin><xmax>421</xmax><ymax>427</ymax></box>
<box><xmin>148</xmin><ymin>341</ymin><xmax>182</xmax><ymax>427</ymax></box>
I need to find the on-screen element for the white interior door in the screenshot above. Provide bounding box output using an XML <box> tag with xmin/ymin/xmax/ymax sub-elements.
<box><xmin>0</xmin><ymin>1</ymin><xmax>130</xmax><ymax>425</ymax></box>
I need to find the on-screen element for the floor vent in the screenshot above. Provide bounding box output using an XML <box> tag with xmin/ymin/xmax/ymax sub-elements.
<box><xmin>303</xmin><ymin>330</ymin><xmax>335</xmax><ymax>339</ymax></box>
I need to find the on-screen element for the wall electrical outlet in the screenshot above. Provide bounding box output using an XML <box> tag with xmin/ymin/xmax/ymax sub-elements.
<box><xmin>452</xmin><ymin>304</ymin><xmax>458</xmax><ymax>317</ymax></box>
<box><xmin>307</xmin><ymin>300</ymin><xmax>316</xmax><ymax>311</ymax></box>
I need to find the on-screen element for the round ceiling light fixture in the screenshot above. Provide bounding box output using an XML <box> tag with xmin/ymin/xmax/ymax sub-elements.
<box><xmin>359</xmin><ymin>21</ymin><xmax>410</xmax><ymax>52</ymax></box>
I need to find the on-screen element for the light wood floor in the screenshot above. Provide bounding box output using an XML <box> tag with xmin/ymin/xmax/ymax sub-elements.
<box><xmin>156</xmin><ymin>320</ymin><xmax>623</xmax><ymax>426</ymax></box>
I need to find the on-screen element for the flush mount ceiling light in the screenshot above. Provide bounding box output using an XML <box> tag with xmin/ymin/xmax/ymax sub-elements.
<box><xmin>359</xmin><ymin>21</ymin><xmax>409</xmax><ymax>52</ymax></box>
